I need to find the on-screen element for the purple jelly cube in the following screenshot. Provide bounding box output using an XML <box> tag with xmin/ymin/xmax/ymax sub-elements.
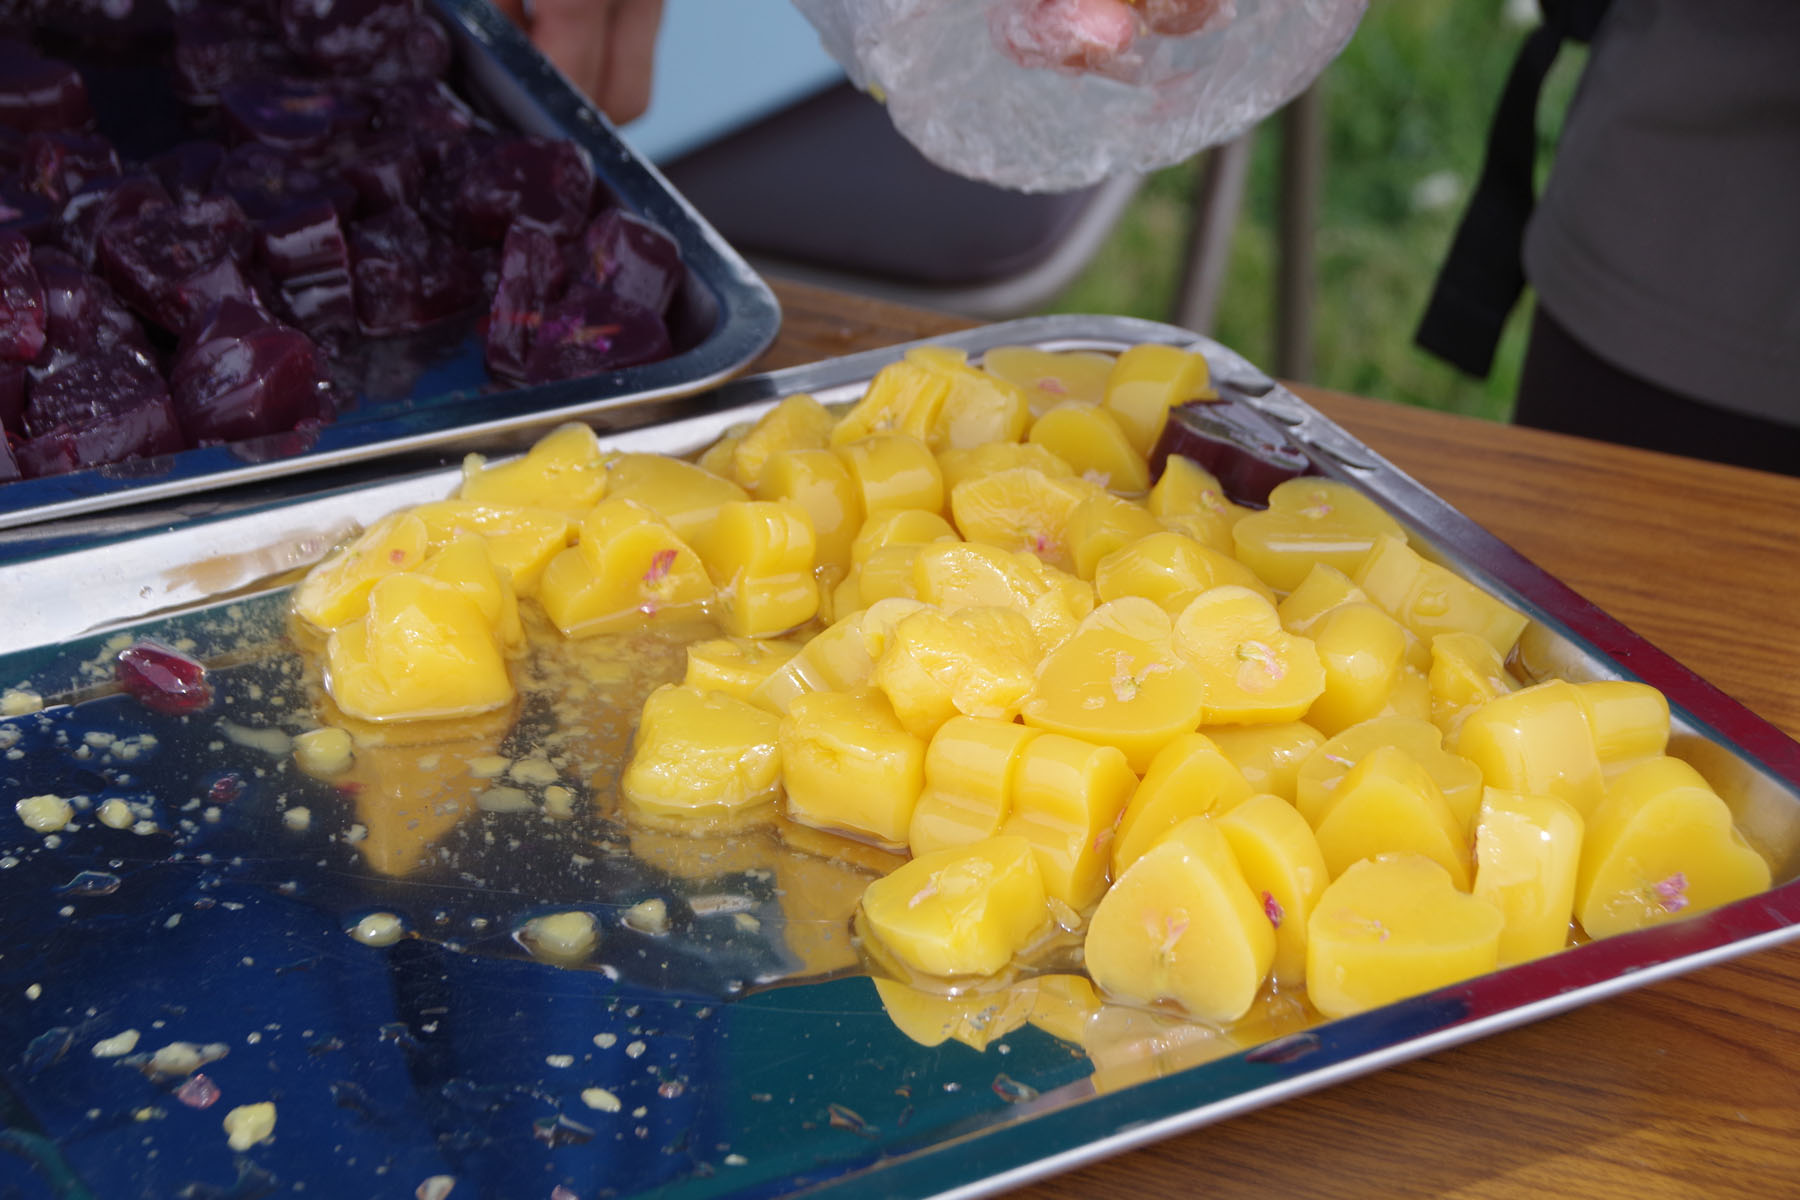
<box><xmin>149</xmin><ymin>141</ymin><xmax>226</xmax><ymax>206</ymax></box>
<box><xmin>576</xmin><ymin>208</ymin><xmax>684</xmax><ymax>316</ymax></box>
<box><xmin>220</xmin><ymin>77</ymin><xmax>370</xmax><ymax>161</ymax></box>
<box><xmin>341</xmin><ymin>135</ymin><xmax>421</xmax><ymax>217</ymax></box>
<box><xmin>454</xmin><ymin>137</ymin><xmax>594</xmax><ymax>244</ymax></box>
<box><xmin>31</xmin><ymin>245</ymin><xmax>150</xmax><ymax>358</ymax></box>
<box><xmin>1149</xmin><ymin>397</ymin><xmax>1315</xmax><ymax>507</ymax></box>
<box><xmin>524</xmin><ymin>286</ymin><xmax>671</xmax><ymax>385</ymax></box>
<box><xmin>257</xmin><ymin>201</ymin><xmax>355</xmax><ymax>338</ymax></box>
<box><xmin>168</xmin><ymin>296</ymin><xmax>332</xmax><ymax>444</ymax></box>
<box><xmin>0</xmin><ymin>229</ymin><xmax>45</xmax><ymax>362</ymax></box>
<box><xmin>98</xmin><ymin>193</ymin><xmax>255</xmax><ymax>335</ymax></box>
<box><xmin>21</xmin><ymin>132</ymin><xmax>121</xmax><ymax>206</ymax></box>
<box><xmin>0</xmin><ymin>42</ymin><xmax>92</xmax><ymax>133</ymax></box>
<box><xmin>0</xmin><ymin>176</ymin><xmax>53</xmax><ymax>240</ymax></box>
<box><xmin>365</xmin><ymin>81</ymin><xmax>476</xmax><ymax>162</ymax></box>
<box><xmin>348</xmin><ymin>204</ymin><xmax>479</xmax><ymax>336</ymax></box>
<box><xmin>0</xmin><ymin>357</ymin><xmax>24</xmax><ymax>435</ymax></box>
<box><xmin>0</xmin><ymin>430</ymin><xmax>19</xmax><ymax>482</ymax></box>
<box><xmin>19</xmin><ymin>343</ymin><xmax>185</xmax><ymax>477</ymax></box>
<box><xmin>484</xmin><ymin>221</ymin><xmax>567</xmax><ymax>383</ymax></box>
<box><xmin>216</xmin><ymin>142</ymin><xmax>356</xmax><ymax>224</ymax></box>
<box><xmin>173</xmin><ymin>8</ymin><xmax>295</xmax><ymax>105</ymax></box>
<box><xmin>276</xmin><ymin>0</ymin><xmax>441</xmax><ymax>78</ymax></box>
<box><xmin>57</xmin><ymin>173</ymin><xmax>172</xmax><ymax>270</ymax></box>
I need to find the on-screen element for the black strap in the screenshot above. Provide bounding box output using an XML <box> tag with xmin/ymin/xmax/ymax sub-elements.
<box><xmin>1414</xmin><ymin>0</ymin><xmax>1612</xmax><ymax>378</ymax></box>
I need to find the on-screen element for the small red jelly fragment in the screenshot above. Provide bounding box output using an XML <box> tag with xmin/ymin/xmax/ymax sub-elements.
<box><xmin>208</xmin><ymin>773</ymin><xmax>244</xmax><ymax>804</ymax></box>
<box><xmin>1263</xmin><ymin>890</ymin><xmax>1284</xmax><ymax>929</ymax></box>
<box><xmin>115</xmin><ymin>640</ymin><xmax>212</xmax><ymax>716</ymax></box>
<box><xmin>174</xmin><ymin>1072</ymin><xmax>219</xmax><ymax>1109</ymax></box>
<box><xmin>643</xmin><ymin>548</ymin><xmax>677</xmax><ymax>585</ymax></box>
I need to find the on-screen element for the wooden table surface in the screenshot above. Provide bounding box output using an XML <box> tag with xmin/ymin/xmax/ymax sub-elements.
<box><xmin>758</xmin><ymin>279</ymin><xmax>1800</xmax><ymax>1200</ymax></box>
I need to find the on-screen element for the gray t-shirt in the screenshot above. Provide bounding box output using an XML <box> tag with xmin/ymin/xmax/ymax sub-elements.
<box><xmin>1522</xmin><ymin>0</ymin><xmax>1800</xmax><ymax>426</ymax></box>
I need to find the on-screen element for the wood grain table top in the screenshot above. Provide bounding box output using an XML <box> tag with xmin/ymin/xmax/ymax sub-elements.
<box><xmin>758</xmin><ymin>278</ymin><xmax>1800</xmax><ymax>1200</ymax></box>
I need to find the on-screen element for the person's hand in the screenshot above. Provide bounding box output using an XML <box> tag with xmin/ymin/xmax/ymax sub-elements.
<box><xmin>490</xmin><ymin>0</ymin><xmax>665</xmax><ymax>125</ymax></box>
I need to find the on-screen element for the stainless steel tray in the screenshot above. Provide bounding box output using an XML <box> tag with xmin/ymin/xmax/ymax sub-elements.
<box><xmin>2</xmin><ymin>316</ymin><xmax>1797</xmax><ymax>1200</ymax></box>
<box><xmin>0</xmin><ymin>0</ymin><xmax>781</xmax><ymax>535</ymax></box>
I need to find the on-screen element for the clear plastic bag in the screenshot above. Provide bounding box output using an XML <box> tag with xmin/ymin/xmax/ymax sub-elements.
<box><xmin>791</xmin><ymin>0</ymin><xmax>1366</xmax><ymax>192</ymax></box>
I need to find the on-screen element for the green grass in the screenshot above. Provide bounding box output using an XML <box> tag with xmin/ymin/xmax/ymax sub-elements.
<box><xmin>1046</xmin><ymin>0</ymin><xmax>1585</xmax><ymax>422</ymax></box>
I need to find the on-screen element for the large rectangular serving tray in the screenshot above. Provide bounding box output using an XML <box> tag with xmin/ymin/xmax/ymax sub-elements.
<box><xmin>0</xmin><ymin>0</ymin><xmax>782</xmax><ymax>535</ymax></box>
<box><xmin>2</xmin><ymin>315</ymin><xmax>1797</xmax><ymax>1200</ymax></box>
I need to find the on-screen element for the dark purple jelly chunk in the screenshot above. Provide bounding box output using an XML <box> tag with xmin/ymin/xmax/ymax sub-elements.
<box><xmin>19</xmin><ymin>345</ymin><xmax>184</xmax><ymax>476</ymax></box>
<box><xmin>0</xmin><ymin>357</ymin><xmax>23</xmax><ymax>434</ymax></box>
<box><xmin>0</xmin><ymin>229</ymin><xmax>46</xmax><ymax>361</ymax></box>
<box><xmin>0</xmin><ymin>43</ymin><xmax>92</xmax><ymax>133</ymax></box>
<box><xmin>149</xmin><ymin>141</ymin><xmax>226</xmax><ymax>205</ymax></box>
<box><xmin>57</xmin><ymin>173</ymin><xmax>172</xmax><ymax>270</ymax></box>
<box><xmin>524</xmin><ymin>287</ymin><xmax>671</xmax><ymax>384</ymax></box>
<box><xmin>454</xmin><ymin>137</ymin><xmax>593</xmax><ymax>243</ymax></box>
<box><xmin>341</xmin><ymin>135</ymin><xmax>420</xmax><ymax>217</ymax></box>
<box><xmin>98</xmin><ymin>193</ymin><xmax>254</xmax><ymax>335</ymax></box>
<box><xmin>256</xmin><ymin>202</ymin><xmax>355</xmax><ymax>337</ymax></box>
<box><xmin>576</xmin><ymin>208</ymin><xmax>683</xmax><ymax>315</ymax></box>
<box><xmin>1149</xmin><ymin>395</ymin><xmax>1315</xmax><ymax>507</ymax></box>
<box><xmin>0</xmin><ymin>429</ymin><xmax>18</xmax><ymax>482</ymax></box>
<box><xmin>31</xmin><ymin>245</ymin><xmax>150</xmax><ymax>358</ymax></box>
<box><xmin>21</xmin><ymin>132</ymin><xmax>120</xmax><ymax>206</ymax></box>
<box><xmin>277</xmin><ymin>0</ymin><xmax>443</xmax><ymax>79</ymax></box>
<box><xmin>365</xmin><ymin>81</ymin><xmax>476</xmax><ymax>159</ymax></box>
<box><xmin>115</xmin><ymin>639</ymin><xmax>212</xmax><ymax>716</ymax></box>
<box><xmin>0</xmin><ymin>176</ymin><xmax>54</xmax><ymax>240</ymax></box>
<box><xmin>169</xmin><ymin>296</ymin><xmax>332</xmax><ymax>443</ymax></box>
<box><xmin>220</xmin><ymin>77</ymin><xmax>369</xmax><ymax>160</ymax></box>
<box><xmin>173</xmin><ymin>7</ymin><xmax>294</xmax><ymax>105</ymax></box>
<box><xmin>348</xmin><ymin>204</ymin><xmax>479</xmax><ymax>336</ymax></box>
<box><xmin>484</xmin><ymin>222</ymin><xmax>567</xmax><ymax>382</ymax></box>
<box><xmin>216</xmin><ymin>141</ymin><xmax>356</xmax><ymax>224</ymax></box>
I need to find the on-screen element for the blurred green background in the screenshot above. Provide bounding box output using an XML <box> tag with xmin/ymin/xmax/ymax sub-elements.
<box><xmin>1044</xmin><ymin>0</ymin><xmax>1584</xmax><ymax>422</ymax></box>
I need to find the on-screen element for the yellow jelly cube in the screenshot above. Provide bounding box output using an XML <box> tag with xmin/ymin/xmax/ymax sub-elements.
<box><xmin>836</xmin><ymin>434</ymin><xmax>944</xmax><ymax>518</ymax></box>
<box><xmin>409</xmin><ymin>500</ymin><xmax>575</xmax><ymax>597</ymax></box>
<box><xmin>1216</xmin><ymin>793</ymin><xmax>1330</xmax><ymax>988</ymax></box>
<box><xmin>1453</xmin><ymin>679</ymin><xmax>1607</xmax><ymax>820</ymax></box>
<box><xmin>1472</xmin><ymin>788</ymin><xmax>1584</xmax><ymax>965</ymax></box>
<box><xmin>1232</xmin><ymin>478</ymin><xmax>1410</xmax><ymax>594</ymax></box>
<box><xmin>1574</xmin><ymin>756</ymin><xmax>1771</xmax><ymax>941</ymax></box>
<box><xmin>1306</xmin><ymin>854</ymin><xmax>1503</xmax><ymax>1019</ymax></box>
<box><xmin>1065</xmin><ymin>492</ymin><xmax>1164</xmax><ymax>581</ymax></box>
<box><xmin>1303</xmin><ymin>602</ymin><xmax>1412</xmax><ymax>737</ymax></box>
<box><xmin>844</xmin><ymin>543</ymin><xmax>923</xmax><ymax>609</ymax></box>
<box><xmin>1574</xmin><ymin>680</ymin><xmax>1670</xmax><ymax>771</ymax></box>
<box><xmin>1296</xmin><ymin>715</ymin><xmax>1484</xmax><ymax>836</ymax></box>
<box><xmin>695</xmin><ymin>430</ymin><xmax>742</xmax><ymax>479</ymax></box>
<box><xmin>731</xmin><ymin>393</ymin><xmax>835</xmax><ymax>490</ymax></box>
<box><xmin>1206</xmin><ymin>721</ymin><xmax>1326</xmax><ymax>803</ymax></box>
<box><xmin>1172</xmin><ymin>586</ymin><xmax>1326</xmax><ymax>725</ymax></box>
<box><xmin>981</xmin><ymin>345</ymin><xmax>1116</xmax><ymax>417</ymax></box>
<box><xmin>909</xmin><ymin>716</ymin><xmax>1040</xmax><ymax>857</ymax></box>
<box><xmin>1428</xmin><ymin>630</ymin><xmax>1516</xmax><ymax>740</ymax></box>
<box><xmin>858</xmin><ymin>835</ymin><xmax>1051</xmax><ymax>977</ymax></box>
<box><xmin>620</xmin><ymin>684</ymin><xmax>783</xmax><ymax>830</ymax></box>
<box><xmin>1146</xmin><ymin>455</ymin><xmax>1245</xmax><ymax>554</ymax></box>
<box><xmin>872</xmin><ymin>978</ymin><xmax>1035</xmax><ymax>1051</ymax></box>
<box><xmin>1095</xmin><ymin>529</ymin><xmax>1275</xmax><ymax>616</ymax></box>
<box><xmin>780</xmin><ymin>688</ymin><xmax>925</xmax><ymax>849</ymax></box>
<box><xmin>851</xmin><ymin>507</ymin><xmax>957</xmax><ymax>564</ymax></box>
<box><xmin>948</xmin><ymin>465</ymin><xmax>1095</xmax><ymax>574</ymax></box>
<box><xmin>937</xmin><ymin>441</ymin><xmax>1076</xmax><ymax>494</ymax></box>
<box><xmin>683</xmin><ymin>636</ymin><xmax>805</xmax><ymax>700</ymax></box>
<box><xmin>325</xmin><ymin>574</ymin><xmax>514</xmax><ymax>722</ymax></box>
<box><xmin>294</xmin><ymin>511</ymin><xmax>431</xmax><ymax>630</ymax></box>
<box><xmin>1311</xmin><ymin>744</ymin><xmax>1473</xmax><ymax>889</ymax></box>
<box><xmin>748</xmin><ymin>599</ymin><xmax>921</xmax><ymax>714</ymax></box>
<box><xmin>1277</xmin><ymin>563</ymin><xmax>1369</xmax><ymax>635</ymax></box>
<box><xmin>1028</xmin><ymin>403</ymin><xmax>1150</xmax><ymax>493</ymax></box>
<box><xmin>603</xmin><ymin>453</ymin><xmax>748</xmax><ymax>545</ymax></box>
<box><xmin>754</xmin><ymin>447</ymin><xmax>861</xmax><ymax>572</ymax></box>
<box><xmin>539</xmin><ymin>498</ymin><xmax>712</xmax><ymax>636</ymax></box>
<box><xmin>1020</xmin><ymin>597</ymin><xmax>1206</xmax><ymax>773</ymax></box>
<box><xmin>1085</xmin><ymin>815</ymin><xmax>1275</xmax><ymax>1022</ymax></box>
<box><xmin>913</xmin><ymin>540</ymin><xmax>1095</xmax><ymax>653</ymax></box>
<box><xmin>1102</xmin><ymin>343</ymin><xmax>1213</xmax><ymax>457</ymax></box>
<box><xmin>874</xmin><ymin>605</ymin><xmax>1039</xmax><ymax>740</ymax></box>
<box><xmin>832</xmin><ymin>359</ymin><xmax>948</xmax><ymax>446</ymax></box>
<box><xmin>907</xmin><ymin>345</ymin><xmax>1031</xmax><ymax>451</ymax></box>
<box><xmin>1111</xmin><ymin>732</ymin><xmax>1254</xmax><ymax>876</ymax></box>
<box><xmin>1354</xmin><ymin>535</ymin><xmax>1529</xmax><ymax>658</ymax></box>
<box><xmin>416</xmin><ymin>535</ymin><xmax>524</xmax><ymax>654</ymax></box>
<box><xmin>690</xmin><ymin>499</ymin><xmax>819</xmax><ymax>637</ymax></box>
<box><xmin>1002</xmin><ymin>732</ymin><xmax>1138</xmax><ymax>909</ymax></box>
<box><xmin>458</xmin><ymin>422</ymin><xmax>608</xmax><ymax>514</ymax></box>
